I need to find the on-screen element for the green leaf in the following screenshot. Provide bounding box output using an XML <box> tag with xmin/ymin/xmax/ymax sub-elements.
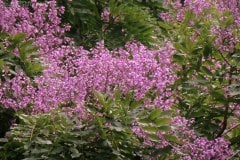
<box><xmin>24</xmin><ymin>62</ymin><xmax>43</xmax><ymax>77</ymax></box>
<box><xmin>173</xmin><ymin>54</ymin><xmax>185</xmax><ymax>65</ymax></box>
<box><xmin>160</xmin><ymin>110</ymin><xmax>173</xmax><ymax>117</ymax></box>
<box><xmin>232</xmin><ymin>52</ymin><xmax>240</xmax><ymax>58</ymax></box>
<box><xmin>19</xmin><ymin>40</ymin><xmax>34</xmax><ymax>49</ymax></box>
<box><xmin>129</xmin><ymin>100</ymin><xmax>142</xmax><ymax>110</ymax></box>
<box><xmin>147</xmin><ymin>133</ymin><xmax>160</xmax><ymax>142</ymax></box>
<box><xmin>153</xmin><ymin>118</ymin><xmax>171</xmax><ymax>126</ymax></box>
<box><xmin>70</xmin><ymin>147</ymin><xmax>81</xmax><ymax>158</ymax></box>
<box><xmin>163</xmin><ymin>135</ymin><xmax>178</xmax><ymax>142</ymax></box>
<box><xmin>158</xmin><ymin>21</ymin><xmax>173</xmax><ymax>30</ymax></box>
<box><xmin>185</xmin><ymin>36</ymin><xmax>193</xmax><ymax>51</ymax></box>
<box><xmin>94</xmin><ymin>91</ymin><xmax>106</xmax><ymax>106</ymax></box>
<box><xmin>181</xmin><ymin>10</ymin><xmax>192</xmax><ymax>31</ymax></box>
<box><xmin>0</xmin><ymin>59</ymin><xmax>4</xmax><ymax>70</ymax></box>
<box><xmin>35</xmin><ymin>137</ymin><xmax>52</xmax><ymax>145</ymax></box>
<box><xmin>25</xmin><ymin>46</ymin><xmax>40</xmax><ymax>54</ymax></box>
<box><xmin>210</xmin><ymin>89</ymin><xmax>226</xmax><ymax>103</ymax></box>
<box><xmin>143</xmin><ymin>126</ymin><xmax>158</xmax><ymax>133</ymax></box>
<box><xmin>191</xmin><ymin>109</ymin><xmax>205</xmax><ymax>118</ymax></box>
<box><xmin>31</xmin><ymin>148</ymin><xmax>49</xmax><ymax>154</ymax></box>
<box><xmin>203</xmin><ymin>44</ymin><xmax>212</xmax><ymax>58</ymax></box>
<box><xmin>201</xmin><ymin>66</ymin><xmax>212</xmax><ymax>75</ymax></box>
<box><xmin>139</xmin><ymin>117</ymin><xmax>151</xmax><ymax>124</ymax></box>
<box><xmin>149</xmin><ymin>109</ymin><xmax>162</xmax><ymax>120</ymax></box>
<box><xmin>158</xmin><ymin>125</ymin><xmax>171</xmax><ymax>131</ymax></box>
<box><xmin>51</xmin><ymin>147</ymin><xmax>64</xmax><ymax>154</ymax></box>
<box><xmin>12</xmin><ymin>33</ymin><xmax>26</xmax><ymax>43</ymax></box>
<box><xmin>108</xmin><ymin>125</ymin><xmax>125</xmax><ymax>132</ymax></box>
<box><xmin>0</xmin><ymin>32</ymin><xmax>8</xmax><ymax>39</ymax></box>
<box><xmin>18</xmin><ymin>114</ymin><xmax>31</xmax><ymax>124</ymax></box>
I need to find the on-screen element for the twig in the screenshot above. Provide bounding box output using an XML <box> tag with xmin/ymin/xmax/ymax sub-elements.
<box><xmin>228</xmin><ymin>150</ymin><xmax>240</xmax><ymax>160</ymax></box>
<box><xmin>216</xmin><ymin>66</ymin><xmax>233</xmax><ymax>138</ymax></box>
<box><xmin>220</xmin><ymin>52</ymin><xmax>231</xmax><ymax>66</ymax></box>
<box><xmin>216</xmin><ymin>104</ymin><xmax>228</xmax><ymax>137</ymax></box>
<box><xmin>168</xmin><ymin>143</ymin><xmax>188</xmax><ymax>156</ymax></box>
<box><xmin>29</xmin><ymin>124</ymin><xmax>36</xmax><ymax>142</ymax></box>
<box><xmin>223</xmin><ymin>123</ymin><xmax>240</xmax><ymax>135</ymax></box>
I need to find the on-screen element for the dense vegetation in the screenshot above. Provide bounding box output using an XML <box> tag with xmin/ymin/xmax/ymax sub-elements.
<box><xmin>0</xmin><ymin>0</ymin><xmax>239</xmax><ymax>159</ymax></box>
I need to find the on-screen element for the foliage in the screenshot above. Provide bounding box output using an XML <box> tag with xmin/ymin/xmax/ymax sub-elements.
<box><xmin>160</xmin><ymin>0</ymin><xmax>240</xmax><ymax>155</ymax></box>
<box><xmin>55</xmin><ymin>0</ymin><xmax>164</xmax><ymax>49</ymax></box>
<box><xmin>0</xmin><ymin>107</ymin><xmax>16</xmax><ymax>138</ymax></box>
<box><xmin>0</xmin><ymin>31</ymin><xmax>42</xmax><ymax>138</ymax></box>
<box><xmin>0</xmin><ymin>32</ymin><xmax>42</xmax><ymax>81</ymax></box>
<box><xmin>0</xmin><ymin>91</ymin><xmax>175</xmax><ymax>160</ymax></box>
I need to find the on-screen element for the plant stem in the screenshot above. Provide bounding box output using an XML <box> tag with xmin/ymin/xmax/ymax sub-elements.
<box><xmin>227</xmin><ymin>150</ymin><xmax>240</xmax><ymax>160</ymax></box>
<box><xmin>223</xmin><ymin>123</ymin><xmax>240</xmax><ymax>135</ymax></box>
<box><xmin>216</xmin><ymin>66</ymin><xmax>233</xmax><ymax>138</ymax></box>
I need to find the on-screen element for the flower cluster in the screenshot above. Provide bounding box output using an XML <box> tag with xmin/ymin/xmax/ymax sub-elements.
<box><xmin>161</xmin><ymin>0</ymin><xmax>239</xmax><ymax>53</ymax></box>
<box><xmin>101</xmin><ymin>7</ymin><xmax>110</xmax><ymax>22</ymax></box>
<box><xmin>32</xmin><ymin>41</ymin><xmax>176</xmax><ymax>113</ymax></box>
<box><xmin>184</xmin><ymin>0</ymin><xmax>211</xmax><ymax>15</ymax></box>
<box><xmin>181</xmin><ymin>137</ymin><xmax>232</xmax><ymax>160</ymax></box>
<box><xmin>0</xmin><ymin>71</ymin><xmax>36</xmax><ymax>111</ymax></box>
<box><xmin>0</xmin><ymin>1</ymin><xmax>176</xmax><ymax>113</ymax></box>
<box><xmin>0</xmin><ymin>0</ymin><xmax>69</xmax><ymax>111</ymax></box>
<box><xmin>171</xmin><ymin>116</ymin><xmax>233</xmax><ymax>159</ymax></box>
<box><xmin>0</xmin><ymin>0</ymin><xmax>70</xmax><ymax>55</ymax></box>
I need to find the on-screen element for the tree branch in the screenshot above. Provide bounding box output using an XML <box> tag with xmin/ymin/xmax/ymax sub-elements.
<box><xmin>223</xmin><ymin>123</ymin><xmax>240</xmax><ymax>135</ymax></box>
<box><xmin>227</xmin><ymin>150</ymin><xmax>240</xmax><ymax>160</ymax></box>
<box><xmin>216</xmin><ymin>66</ymin><xmax>233</xmax><ymax>138</ymax></box>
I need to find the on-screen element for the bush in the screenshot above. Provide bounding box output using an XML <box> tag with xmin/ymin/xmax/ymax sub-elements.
<box><xmin>0</xmin><ymin>0</ymin><xmax>239</xmax><ymax>159</ymax></box>
<box><xmin>0</xmin><ymin>91</ymin><xmax>175</xmax><ymax>160</ymax></box>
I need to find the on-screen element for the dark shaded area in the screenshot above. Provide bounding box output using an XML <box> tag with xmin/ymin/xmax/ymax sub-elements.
<box><xmin>0</xmin><ymin>106</ymin><xmax>16</xmax><ymax>138</ymax></box>
<box><xmin>180</xmin><ymin>0</ymin><xmax>185</xmax><ymax>6</ymax></box>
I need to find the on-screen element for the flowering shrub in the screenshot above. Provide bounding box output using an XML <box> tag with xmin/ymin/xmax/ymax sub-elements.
<box><xmin>181</xmin><ymin>137</ymin><xmax>232</xmax><ymax>160</ymax></box>
<box><xmin>30</xmin><ymin>41</ymin><xmax>176</xmax><ymax>114</ymax></box>
<box><xmin>0</xmin><ymin>30</ymin><xmax>42</xmax><ymax>137</ymax></box>
<box><xmin>57</xmin><ymin>0</ymin><xmax>164</xmax><ymax>48</ymax></box>
<box><xmin>0</xmin><ymin>0</ymin><xmax>239</xmax><ymax>159</ymax></box>
<box><xmin>160</xmin><ymin>0</ymin><xmax>240</xmax><ymax>157</ymax></box>
<box><xmin>0</xmin><ymin>91</ymin><xmax>178</xmax><ymax>159</ymax></box>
